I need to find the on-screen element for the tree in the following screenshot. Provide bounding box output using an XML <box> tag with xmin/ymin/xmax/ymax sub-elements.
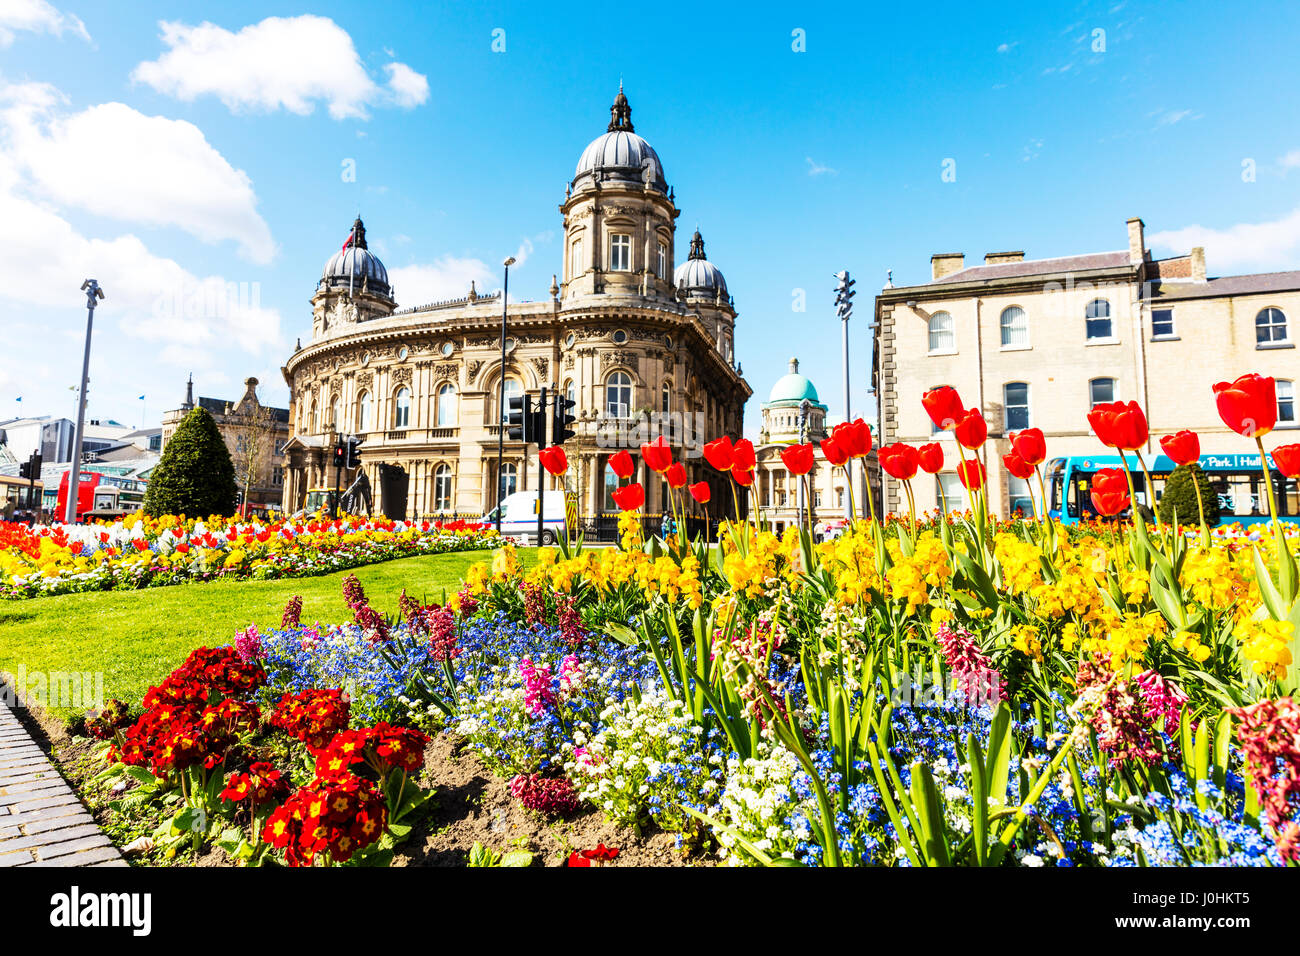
<box><xmin>1157</xmin><ymin>462</ymin><xmax>1221</xmax><ymax>528</ymax></box>
<box><xmin>230</xmin><ymin>402</ymin><xmax>277</xmax><ymax>513</ymax></box>
<box><xmin>144</xmin><ymin>407</ymin><xmax>237</xmax><ymax>517</ymax></box>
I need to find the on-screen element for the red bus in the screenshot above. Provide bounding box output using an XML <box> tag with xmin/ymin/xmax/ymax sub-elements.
<box><xmin>56</xmin><ymin>471</ymin><xmax>148</xmax><ymax>523</ymax></box>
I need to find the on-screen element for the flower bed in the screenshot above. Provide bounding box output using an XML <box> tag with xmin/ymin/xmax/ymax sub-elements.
<box><xmin>0</xmin><ymin>514</ymin><xmax>498</xmax><ymax>599</ymax></box>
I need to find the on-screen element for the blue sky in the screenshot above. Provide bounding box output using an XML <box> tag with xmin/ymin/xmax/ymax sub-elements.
<box><xmin>2</xmin><ymin>0</ymin><xmax>1299</xmax><ymax>437</ymax></box>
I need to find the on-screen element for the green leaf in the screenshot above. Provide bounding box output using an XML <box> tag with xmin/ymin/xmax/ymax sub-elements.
<box><xmin>1251</xmin><ymin>545</ymin><xmax>1287</xmax><ymax>620</ymax></box>
<box><xmin>603</xmin><ymin>622</ymin><xmax>639</xmax><ymax>646</ymax></box>
<box><xmin>910</xmin><ymin>762</ymin><xmax>952</xmax><ymax>867</ymax></box>
<box><xmin>500</xmin><ymin>850</ymin><xmax>534</xmax><ymax>867</ymax></box>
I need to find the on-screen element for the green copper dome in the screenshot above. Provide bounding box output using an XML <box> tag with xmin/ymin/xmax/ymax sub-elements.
<box><xmin>767</xmin><ymin>357</ymin><xmax>820</xmax><ymax>404</ymax></box>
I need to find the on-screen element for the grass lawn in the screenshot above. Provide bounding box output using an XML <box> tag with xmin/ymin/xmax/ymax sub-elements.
<box><xmin>0</xmin><ymin>548</ymin><xmax>535</xmax><ymax>721</ymax></box>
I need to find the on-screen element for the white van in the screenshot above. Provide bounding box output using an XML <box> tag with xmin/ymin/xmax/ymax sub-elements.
<box><xmin>481</xmin><ymin>490</ymin><xmax>568</xmax><ymax>545</ymax></box>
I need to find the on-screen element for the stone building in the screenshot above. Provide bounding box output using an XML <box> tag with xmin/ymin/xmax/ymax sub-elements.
<box><xmin>873</xmin><ymin>217</ymin><xmax>1300</xmax><ymax>519</ymax></box>
<box><xmin>161</xmin><ymin>375</ymin><xmax>290</xmax><ymax>511</ymax></box>
<box><xmin>280</xmin><ymin>87</ymin><xmax>751</xmax><ymax>522</ymax></box>
<box><xmin>751</xmin><ymin>357</ymin><xmax>880</xmax><ymax>535</ymax></box>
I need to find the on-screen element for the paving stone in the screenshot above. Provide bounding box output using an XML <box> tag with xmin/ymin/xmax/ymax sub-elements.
<box><xmin>34</xmin><ymin>834</ymin><xmax>114</xmax><ymax>861</ymax></box>
<box><xmin>11</xmin><ymin>811</ymin><xmax>97</xmax><ymax>836</ymax></box>
<box><xmin>0</xmin><ymin>823</ymin><xmax>102</xmax><ymax>854</ymax></box>
<box><xmin>0</xmin><ymin>848</ymin><xmax>35</xmax><ymax>867</ymax></box>
<box><xmin>24</xmin><ymin>845</ymin><xmax>122</xmax><ymax>867</ymax></box>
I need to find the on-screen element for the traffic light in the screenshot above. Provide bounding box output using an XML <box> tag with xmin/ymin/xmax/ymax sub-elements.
<box><xmin>834</xmin><ymin>270</ymin><xmax>856</xmax><ymax>321</ymax></box>
<box><xmin>29</xmin><ymin>453</ymin><xmax>41</xmax><ymax>474</ymax></box>
<box><xmin>345</xmin><ymin>437</ymin><xmax>362</xmax><ymax>469</ymax></box>
<box><xmin>332</xmin><ymin>440</ymin><xmax>347</xmax><ymax>470</ymax></box>
<box><xmin>506</xmin><ymin>393</ymin><xmax>531</xmax><ymax>443</ymax></box>
<box><xmin>18</xmin><ymin>460</ymin><xmax>30</xmax><ymax>479</ymax></box>
<box><xmin>553</xmin><ymin>394</ymin><xmax>577</xmax><ymax>445</ymax></box>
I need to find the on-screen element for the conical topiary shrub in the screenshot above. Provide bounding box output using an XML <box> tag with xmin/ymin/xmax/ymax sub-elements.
<box><xmin>143</xmin><ymin>407</ymin><xmax>237</xmax><ymax>517</ymax></box>
<box><xmin>1157</xmin><ymin>462</ymin><xmax>1220</xmax><ymax>528</ymax></box>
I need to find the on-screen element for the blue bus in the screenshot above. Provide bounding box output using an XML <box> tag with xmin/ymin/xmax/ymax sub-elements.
<box><xmin>1046</xmin><ymin>452</ymin><xmax>1300</xmax><ymax>526</ymax></box>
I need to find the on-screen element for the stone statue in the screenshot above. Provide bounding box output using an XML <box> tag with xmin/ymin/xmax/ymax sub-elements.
<box><xmin>340</xmin><ymin>470</ymin><xmax>372</xmax><ymax>515</ymax></box>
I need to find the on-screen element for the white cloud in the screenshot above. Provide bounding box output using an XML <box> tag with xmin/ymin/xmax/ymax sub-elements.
<box><xmin>385</xmin><ymin>63</ymin><xmax>429</xmax><ymax>109</ymax></box>
<box><xmin>1279</xmin><ymin>150</ymin><xmax>1300</xmax><ymax>170</ymax></box>
<box><xmin>1</xmin><ymin>81</ymin><xmax>274</xmax><ymax>262</ymax></box>
<box><xmin>806</xmin><ymin>156</ymin><xmax>837</xmax><ymax>177</ymax></box>
<box><xmin>132</xmin><ymin>16</ymin><xmax>428</xmax><ymax>120</ymax></box>
<box><xmin>1154</xmin><ymin>108</ymin><xmax>1197</xmax><ymax>128</ymax></box>
<box><xmin>1149</xmin><ymin>206</ymin><xmax>1300</xmax><ymax>272</ymax></box>
<box><xmin>0</xmin><ymin>0</ymin><xmax>89</xmax><ymax>47</ymax></box>
<box><xmin>997</xmin><ymin>41</ymin><xmax>1018</xmax><ymax>54</ymax></box>
<box><xmin>389</xmin><ymin>257</ymin><xmax>495</xmax><ymax>309</ymax></box>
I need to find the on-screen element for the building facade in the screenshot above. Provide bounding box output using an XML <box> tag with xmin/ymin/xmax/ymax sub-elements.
<box><xmin>161</xmin><ymin>376</ymin><xmax>291</xmax><ymax>511</ymax></box>
<box><xmin>873</xmin><ymin>217</ymin><xmax>1300</xmax><ymax>519</ymax></box>
<box><xmin>280</xmin><ymin>88</ymin><xmax>751</xmax><ymax>522</ymax></box>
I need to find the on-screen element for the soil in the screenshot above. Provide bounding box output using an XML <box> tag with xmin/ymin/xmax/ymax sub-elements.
<box><xmin>29</xmin><ymin>706</ymin><xmax>710</xmax><ymax>868</ymax></box>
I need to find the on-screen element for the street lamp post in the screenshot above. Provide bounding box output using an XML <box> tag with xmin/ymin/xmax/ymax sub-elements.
<box><xmin>65</xmin><ymin>280</ymin><xmax>104</xmax><ymax>525</ymax></box>
<box><xmin>798</xmin><ymin>398</ymin><xmax>811</xmax><ymax>530</ymax></box>
<box><xmin>495</xmin><ymin>257</ymin><xmax>516</xmax><ymax>534</ymax></box>
<box><xmin>834</xmin><ymin>271</ymin><xmax>856</xmax><ymax>520</ymax></box>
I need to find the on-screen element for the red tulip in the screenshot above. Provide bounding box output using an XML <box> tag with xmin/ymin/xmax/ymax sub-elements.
<box><xmin>957</xmin><ymin>459</ymin><xmax>986</xmax><ymax>490</ymax></box>
<box><xmin>703</xmin><ymin>436</ymin><xmax>735</xmax><ymax>471</ymax></box>
<box><xmin>664</xmin><ymin>461</ymin><xmax>687</xmax><ymax>488</ymax></box>
<box><xmin>1272</xmin><ymin>443</ymin><xmax>1300</xmax><ymax>478</ymax></box>
<box><xmin>1002</xmin><ymin>451</ymin><xmax>1035</xmax><ymax>480</ymax></box>
<box><xmin>608</xmin><ymin>449</ymin><xmax>635</xmax><ymax>480</ymax></box>
<box><xmin>1213</xmin><ymin>374</ymin><xmax>1277</xmax><ymax>439</ymax></box>
<box><xmin>953</xmin><ymin>409</ymin><xmax>988</xmax><ymax>450</ymax></box>
<box><xmin>538</xmin><ymin>446</ymin><xmax>568</xmax><ymax>476</ymax></box>
<box><xmin>732</xmin><ymin>438</ymin><xmax>756</xmax><ymax>473</ymax></box>
<box><xmin>917</xmin><ymin>442</ymin><xmax>944</xmax><ymax>474</ymax></box>
<box><xmin>831</xmin><ymin>419</ymin><xmax>872</xmax><ymax>458</ymax></box>
<box><xmin>688</xmin><ymin>481</ymin><xmax>711</xmax><ymax>504</ymax></box>
<box><xmin>1089</xmin><ymin>468</ymin><xmax>1130</xmax><ymax>517</ymax></box>
<box><xmin>878</xmin><ymin>443</ymin><xmax>920</xmax><ymax>481</ymax></box>
<box><xmin>780</xmin><ymin>443</ymin><xmax>815</xmax><ymax>476</ymax></box>
<box><xmin>1158</xmin><ymin>430</ymin><xmax>1200</xmax><ymax>467</ymax></box>
<box><xmin>611</xmin><ymin>482</ymin><xmax>644</xmax><ymax>511</ymax></box>
<box><xmin>820</xmin><ymin>437</ymin><xmax>848</xmax><ymax>467</ymax></box>
<box><xmin>1087</xmin><ymin>400</ymin><xmax>1149</xmax><ymax>451</ymax></box>
<box><xmin>922</xmin><ymin>386</ymin><xmax>965</xmax><ymax>432</ymax></box>
<box><xmin>640</xmin><ymin>436</ymin><xmax>673</xmax><ymax>474</ymax></box>
<box><xmin>1008</xmin><ymin>428</ymin><xmax>1046</xmax><ymax>466</ymax></box>
<box><xmin>732</xmin><ymin>466</ymin><xmax>754</xmax><ymax>487</ymax></box>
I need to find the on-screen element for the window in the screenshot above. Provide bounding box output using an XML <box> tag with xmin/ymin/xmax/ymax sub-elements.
<box><xmin>610</xmin><ymin>233</ymin><xmax>631</xmax><ymax>271</ymax></box>
<box><xmin>570</xmin><ymin>238</ymin><xmax>583</xmax><ymax>277</ymax></box>
<box><xmin>1257</xmin><ymin>307</ymin><xmax>1289</xmax><ymax>346</ymax></box>
<box><xmin>1007</xmin><ymin>475</ymin><xmax>1034</xmax><ymax>518</ymax></box>
<box><xmin>500</xmin><ymin>462</ymin><xmax>517</xmax><ymax>498</ymax></box>
<box><xmin>1279</xmin><ymin>380</ymin><xmax>1296</xmax><ymax>426</ymax></box>
<box><xmin>1089</xmin><ymin>377</ymin><xmax>1116</xmax><ymax>408</ymax></box>
<box><xmin>564</xmin><ymin>379</ymin><xmax>576</xmax><ymax>406</ymax></box>
<box><xmin>1152</xmin><ymin>308</ymin><xmax>1175</xmax><ymax>338</ymax></box>
<box><xmin>357</xmin><ymin>391</ymin><xmax>371</xmax><ymax>432</ymax></box>
<box><xmin>928</xmin><ymin>311</ymin><xmax>955</xmax><ymax>352</ymax></box>
<box><xmin>433</xmin><ymin>464</ymin><xmax>452</xmax><ymax>511</ymax></box>
<box><xmin>1085</xmin><ymin>299</ymin><xmax>1113</xmax><ymax>340</ymax></box>
<box><xmin>661</xmin><ymin>383</ymin><xmax>671</xmax><ymax>414</ymax></box>
<box><xmin>437</xmin><ymin>383</ymin><xmax>457</xmax><ymax>426</ymax></box>
<box><xmin>274</xmin><ymin>439</ymin><xmax>288</xmax><ymax>456</ymax></box>
<box><xmin>1004</xmin><ymin>382</ymin><xmax>1030</xmax><ymax>431</ymax></box>
<box><xmin>657</xmin><ymin>242</ymin><xmax>667</xmax><ymax>279</ymax></box>
<box><xmin>311</xmin><ymin>400</ymin><xmax>319</xmax><ymax>432</ymax></box>
<box><xmin>936</xmin><ymin>473</ymin><xmax>964</xmax><ymax>514</ymax></box>
<box><xmin>606</xmin><ymin>371</ymin><xmax>632</xmax><ymax>418</ymax></box>
<box><xmin>603</xmin><ymin>460</ymin><xmax>630</xmax><ymax>510</ymax></box>
<box><xmin>393</xmin><ymin>387</ymin><xmax>411</xmax><ymax>428</ymax></box>
<box><xmin>499</xmin><ymin>378</ymin><xmax>521</xmax><ymax>423</ymax></box>
<box><xmin>330</xmin><ymin>397</ymin><xmax>341</xmax><ymax>430</ymax></box>
<box><xmin>1000</xmin><ymin>306</ymin><xmax>1028</xmax><ymax>347</ymax></box>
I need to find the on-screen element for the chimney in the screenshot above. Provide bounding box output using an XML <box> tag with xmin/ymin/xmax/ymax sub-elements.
<box><xmin>1126</xmin><ymin>217</ymin><xmax>1146</xmax><ymax>265</ymax></box>
<box><xmin>984</xmin><ymin>251</ymin><xmax>1025</xmax><ymax>265</ymax></box>
<box><xmin>1190</xmin><ymin>246</ymin><xmax>1207</xmax><ymax>282</ymax></box>
<box><xmin>931</xmin><ymin>253</ymin><xmax>965</xmax><ymax>281</ymax></box>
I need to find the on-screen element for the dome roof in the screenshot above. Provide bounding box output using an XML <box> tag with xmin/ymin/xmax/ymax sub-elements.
<box><xmin>767</xmin><ymin>358</ymin><xmax>820</xmax><ymax>404</ymax></box>
<box><xmin>673</xmin><ymin>230</ymin><xmax>727</xmax><ymax>298</ymax></box>
<box><xmin>321</xmin><ymin>217</ymin><xmax>391</xmax><ymax>298</ymax></box>
<box><xmin>572</xmin><ymin>86</ymin><xmax>667</xmax><ymax>192</ymax></box>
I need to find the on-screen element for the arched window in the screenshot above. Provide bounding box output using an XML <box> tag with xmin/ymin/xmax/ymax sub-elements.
<box><xmin>1257</xmin><ymin>307</ymin><xmax>1289</xmax><ymax>346</ymax></box>
<box><xmin>1089</xmin><ymin>377</ymin><xmax>1116</xmax><ymax>408</ymax></box>
<box><xmin>1004</xmin><ymin>382</ymin><xmax>1030</xmax><ymax>431</ymax></box>
<box><xmin>498</xmin><ymin>378</ymin><xmax>522</xmax><ymax>424</ymax></box>
<box><xmin>606</xmin><ymin>371</ymin><xmax>632</xmax><ymax>418</ymax></box>
<box><xmin>570</xmin><ymin>237</ymin><xmax>583</xmax><ymax>278</ymax></box>
<box><xmin>329</xmin><ymin>396</ymin><xmax>341</xmax><ymax>431</ymax></box>
<box><xmin>661</xmin><ymin>382</ymin><xmax>671</xmax><ymax>414</ymax></box>
<box><xmin>1000</xmin><ymin>306</ymin><xmax>1028</xmax><ymax>347</ymax></box>
<box><xmin>500</xmin><ymin>462</ymin><xmax>518</xmax><ymax>497</ymax></box>
<box><xmin>393</xmin><ymin>387</ymin><xmax>411</xmax><ymax>428</ymax></box>
<box><xmin>357</xmin><ymin>390</ymin><xmax>371</xmax><ymax>432</ymax></box>
<box><xmin>603</xmin><ymin>458</ymin><xmax>631</xmax><ymax>510</ymax></box>
<box><xmin>564</xmin><ymin>379</ymin><xmax>576</xmax><ymax>406</ymax></box>
<box><xmin>310</xmin><ymin>399</ymin><xmax>319</xmax><ymax>433</ymax></box>
<box><xmin>928</xmin><ymin>311</ymin><xmax>955</xmax><ymax>352</ymax></box>
<box><xmin>657</xmin><ymin>241</ymin><xmax>667</xmax><ymax>279</ymax></box>
<box><xmin>433</xmin><ymin>464</ymin><xmax>453</xmax><ymax>511</ymax></box>
<box><xmin>1085</xmin><ymin>299</ymin><xmax>1112</xmax><ymax>340</ymax></box>
<box><xmin>437</xmin><ymin>383</ymin><xmax>457</xmax><ymax>426</ymax></box>
<box><xmin>1278</xmin><ymin>379</ymin><xmax>1296</xmax><ymax>426</ymax></box>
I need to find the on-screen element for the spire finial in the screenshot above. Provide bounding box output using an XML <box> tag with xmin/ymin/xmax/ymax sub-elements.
<box><xmin>607</xmin><ymin>84</ymin><xmax>633</xmax><ymax>133</ymax></box>
<box><xmin>789</xmin><ymin>357</ymin><xmax>799</xmax><ymax>374</ymax></box>
<box><xmin>688</xmin><ymin>229</ymin><xmax>706</xmax><ymax>261</ymax></box>
<box><xmin>350</xmin><ymin>216</ymin><xmax>368</xmax><ymax>250</ymax></box>
<box><xmin>183</xmin><ymin>373</ymin><xmax>194</xmax><ymax>410</ymax></box>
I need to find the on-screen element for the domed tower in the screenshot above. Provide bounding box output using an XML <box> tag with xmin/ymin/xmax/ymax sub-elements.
<box><xmin>674</xmin><ymin>228</ymin><xmax>737</xmax><ymax>363</ymax></box>
<box><xmin>760</xmin><ymin>358</ymin><xmax>828</xmax><ymax>444</ymax></box>
<box><xmin>310</xmin><ymin>216</ymin><xmax>396</xmax><ymax>340</ymax></box>
<box><xmin>560</xmin><ymin>85</ymin><xmax>680</xmax><ymax>301</ymax></box>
